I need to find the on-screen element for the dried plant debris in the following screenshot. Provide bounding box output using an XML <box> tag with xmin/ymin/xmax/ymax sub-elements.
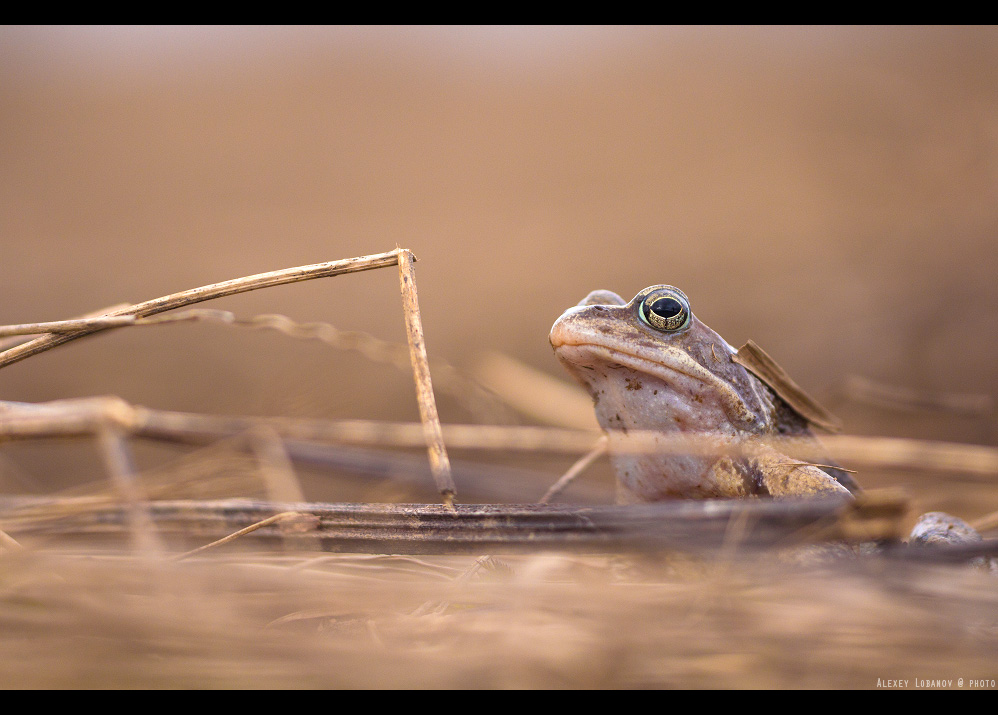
<box><xmin>0</xmin><ymin>250</ymin><xmax>464</xmax><ymax>505</ymax></box>
<box><xmin>733</xmin><ymin>340</ymin><xmax>842</xmax><ymax>433</ymax></box>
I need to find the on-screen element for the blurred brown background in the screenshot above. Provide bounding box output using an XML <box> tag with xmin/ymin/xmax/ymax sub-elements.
<box><xmin>1</xmin><ymin>26</ymin><xmax>995</xmax><ymax>515</ymax></box>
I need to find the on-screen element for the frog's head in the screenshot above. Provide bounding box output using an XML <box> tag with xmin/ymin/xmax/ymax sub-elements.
<box><xmin>549</xmin><ymin>285</ymin><xmax>775</xmax><ymax>435</ymax></box>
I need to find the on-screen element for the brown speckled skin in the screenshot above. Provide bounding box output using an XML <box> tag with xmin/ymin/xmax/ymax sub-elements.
<box><xmin>550</xmin><ymin>286</ymin><xmax>857</xmax><ymax>502</ymax></box>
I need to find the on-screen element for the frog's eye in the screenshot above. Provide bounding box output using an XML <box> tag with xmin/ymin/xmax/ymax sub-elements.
<box><xmin>639</xmin><ymin>289</ymin><xmax>691</xmax><ymax>332</ymax></box>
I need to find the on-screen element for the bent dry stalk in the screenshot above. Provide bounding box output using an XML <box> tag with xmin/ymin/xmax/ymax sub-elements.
<box><xmin>0</xmin><ymin>248</ymin><xmax>458</xmax><ymax>506</ymax></box>
<box><xmin>0</xmin><ymin>250</ymin><xmax>404</xmax><ymax>369</ymax></box>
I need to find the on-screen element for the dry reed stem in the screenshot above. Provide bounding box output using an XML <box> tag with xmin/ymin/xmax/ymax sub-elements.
<box><xmin>396</xmin><ymin>249</ymin><xmax>455</xmax><ymax>506</ymax></box>
<box><xmin>0</xmin><ymin>249</ymin><xmax>403</xmax><ymax>369</ymax></box>
<box><xmin>0</xmin><ymin>492</ymin><xmax>913</xmax><ymax>553</ymax></box>
<box><xmin>2</xmin><ymin>399</ymin><xmax>997</xmax><ymax>479</ymax></box>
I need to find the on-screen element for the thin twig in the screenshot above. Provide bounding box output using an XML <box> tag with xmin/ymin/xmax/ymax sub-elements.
<box><xmin>539</xmin><ymin>436</ymin><xmax>608</xmax><ymax>504</ymax></box>
<box><xmin>172</xmin><ymin>511</ymin><xmax>310</xmax><ymax>561</ymax></box>
<box><xmin>397</xmin><ymin>249</ymin><xmax>455</xmax><ymax>506</ymax></box>
<box><xmin>0</xmin><ymin>250</ymin><xmax>402</xmax><ymax>370</ymax></box>
<box><xmin>777</xmin><ymin>462</ymin><xmax>858</xmax><ymax>474</ymax></box>
<box><xmin>3</xmin><ymin>309</ymin><xmax>513</xmax><ymax>422</ymax></box>
<box><xmin>0</xmin><ymin>528</ymin><xmax>23</xmax><ymax>551</ymax></box>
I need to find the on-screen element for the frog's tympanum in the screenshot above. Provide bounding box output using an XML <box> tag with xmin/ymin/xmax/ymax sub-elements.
<box><xmin>550</xmin><ymin>286</ymin><xmax>860</xmax><ymax>503</ymax></box>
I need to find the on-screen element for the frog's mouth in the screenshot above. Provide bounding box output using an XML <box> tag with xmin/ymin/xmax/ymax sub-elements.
<box><xmin>551</xmin><ymin>336</ymin><xmax>761</xmax><ymax>428</ymax></box>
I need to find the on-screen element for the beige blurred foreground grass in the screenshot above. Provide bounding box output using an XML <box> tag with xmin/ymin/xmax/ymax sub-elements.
<box><xmin>0</xmin><ymin>546</ymin><xmax>995</xmax><ymax>689</ymax></box>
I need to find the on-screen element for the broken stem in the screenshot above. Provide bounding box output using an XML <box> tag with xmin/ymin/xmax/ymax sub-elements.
<box><xmin>397</xmin><ymin>249</ymin><xmax>456</xmax><ymax>506</ymax></box>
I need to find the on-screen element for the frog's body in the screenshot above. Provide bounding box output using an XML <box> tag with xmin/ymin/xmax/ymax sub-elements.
<box><xmin>550</xmin><ymin>286</ymin><xmax>859</xmax><ymax>503</ymax></box>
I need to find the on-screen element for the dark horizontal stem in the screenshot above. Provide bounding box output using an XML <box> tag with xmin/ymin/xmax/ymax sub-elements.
<box><xmin>0</xmin><ymin>494</ymin><xmax>913</xmax><ymax>555</ymax></box>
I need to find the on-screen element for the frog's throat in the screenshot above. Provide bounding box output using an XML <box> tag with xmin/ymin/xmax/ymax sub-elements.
<box><xmin>556</xmin><ymin>341</ymin><xmax>764</xmax><ymax>428</ymax></box>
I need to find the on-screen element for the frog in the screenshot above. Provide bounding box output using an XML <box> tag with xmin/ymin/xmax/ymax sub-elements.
<box><xmin>549</xmin><ymin>285</ymin><xmax>861</xmax><ymax>504</ymax></box>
